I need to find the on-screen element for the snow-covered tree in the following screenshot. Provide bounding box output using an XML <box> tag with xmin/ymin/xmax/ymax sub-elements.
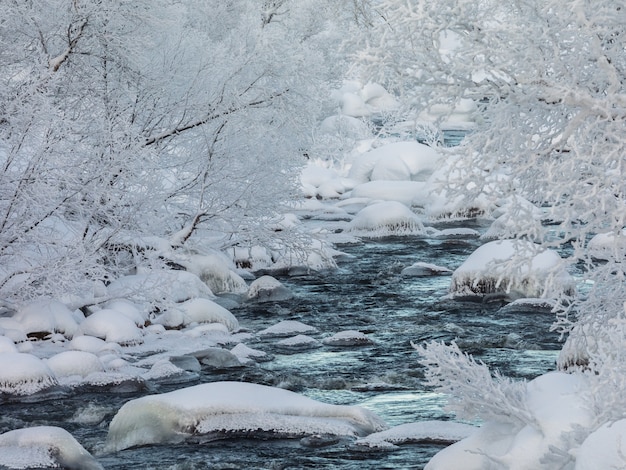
<box><xmin>0</xmin><ymin>0</ymin><xmax>363</xmax><ymax>304</ymax></box>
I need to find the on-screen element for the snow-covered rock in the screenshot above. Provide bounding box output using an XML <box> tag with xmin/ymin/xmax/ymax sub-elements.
<box><xmin>275</xmin><ymin>334</ymin><xmax>321</xmax><ymax>352</ymax></box>
<box><xmin>355</xmin><ymin>421</ymin><xmax>476</xmax><ymax>449</ymax></box>
<box><xmin>76</xmin><ymin>309</ymin><xmax>144</xmax><ymax>346</ymax></box>
<box><xmin>46</xmin><ymin>351</ymin><xmax>105</xmax><ymax>379</ymax></box>
<box><xmin>0</xmin><ymin>426</ymin><xmax>103</xmax><ymax>470</ymax></box>
<box><xmin>106</xmin><ymin>381</ymin><xmax>387</xmax><ymax>451</ymax></box>
<box><xmin>0</xmin><ymin>352</ymin><xmax>58</xmax><ymax>395</ymax></box>
<box><xmin>153</xmin><ymin>298</ymin><xmax>239</xmax><ymax>331</ymax></box>
<box><xmin>587</xmin><ymin>231</ymin><xmax>626</xmax><ymax>261</ymax></box>
<box><xmin>347</xmin><ymin>201</ymin><xmax>425</xmax><ymax>237</ymax></box>
<box><xmin>348</xmin><ymin>141</ymin><xmax>440</xmax><ymax>183</ymax></box>
<box><xmin>323</xmin><ymin>330</ymin><xmax>374</xmax><ymax>347</ymax></box>
<box><xmin>258</xmin><ymin>320</ymin><xmax>317</xmax><ymax>338</ymax></box>
<box><xmin>401</xmin><ymin>262</ymin><xmax>453</xmax><ymax>277</ymax></box>
<box><xmin>180</xmin><ymin>252</ymin><xmax>248</xmax><ymax>294</ymax></box>
<box><xmin>350</xmin><ymin>180</ymin><xmax>429</xmax><ymax>207</ymax></box>
<box><xmin>575</xmin><ymin>419</ymin><xmax>626</xmax><ymax>469</ymax></box>
<box><xmin>449</xmin><ymin>239</ymin><xmax>574</xmax><ymax>300</ymax></box>
<box><xmin>247</xmin><ymin>275</ymin><xmax>293</xmax><ymax>302</ymax></box>
<box><xmin>13</xmin><ymin>299</ymin><xmax>79</xmax><ymax>339</ymax></box>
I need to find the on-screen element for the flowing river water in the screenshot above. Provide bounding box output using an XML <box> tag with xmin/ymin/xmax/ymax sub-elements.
<box><xmin>0</xmin><ymin>218</ymin><xmax>564</xmax><ymax>469</ymax></box>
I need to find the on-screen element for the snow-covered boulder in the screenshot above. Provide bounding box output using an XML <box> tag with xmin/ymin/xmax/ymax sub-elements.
<box><xmin>13</xmin><ymin>299</ymin><xmax>79</xmax><ymax>339</ymax></box>
<box><xmin>355</xmin><ymin>421</ymin><xmax>476</xmax><ymax>449</ymax></box>
<box><xmin>46</xmin><ymin>351</ymin><xmax>105</xmax><ymax>379</ymax></box>
<box><xmin>247</xmin><ymin>275</ymin><xmax>293</xmax><ymax>302</ymax></box>
<box><xmin>575</xmin><ymin>419</ymin><xmax>626</xmax><ymax>469</ymax></box>
<box><xmin>106</xmin><ymin>381</ymin><xmax>387</xmax><ymax>451</ymax></box>
<box><xmin>323</xmin><ymin>330</ymin><xmax>374</xmax><ymax>347</ymax></box>
<box><xmin>401</xmin><ymin>262</ymin><xmax>453</xmax><ymax>277</ymax></box>
<box><xmin>348</xmin><ymin>141</ymin><xmax>440</xmax><ymax>183</ymax></box>
<box><xmin>258</xmin><ymin>320</ymin><xmax>317</xmax><ymax>338</ymax></box>
<box><xmin>76</xmin><ymin>310</ymin><xmax>144</xmax><ymax>346</ymax></box>
<box><xmin>102</xmin><ymin>299</ymin><xmax>147</xmax><ymax>326</ymax></box>
<box><xmin>449</xmin><ymin>239</ymin><xmax>574</xmax><ymax>300</ymax></box>
<box><xmin>153</xmin><ymin>298</ymin><xmax>239</xmax><ymax>331</ymax></box>
<box><xmin>275</xmin><ymin>334</ymin><xmax>321</xmax><ymax>352</ymax></box>
<box><xmin>0</xmin><ymin>336</ymin><xmax>18</xmax><ymax>353</ymax></box>
<box><xmin>350</xmin><ymin>180</ymin><xmax>429</xmax><ymax>207</ymax></box>
<box><xmin>587</xmin><ymin>231</ymin><xmax>626</xmax><ymax>261</ymax></box>
<box><xmin>347</xmin><ymin>201</ymin><xmax>425</xmax><ymax>237</ymax></box>
<box><xmin>0</xmin><ymin>426</ymin><xmax>103</xmax><ymax>470</ymax></box>
<box><xmin>0</xmin><ymin>352</ymin><xmax>58</xmax><ymax>395</ymax></box>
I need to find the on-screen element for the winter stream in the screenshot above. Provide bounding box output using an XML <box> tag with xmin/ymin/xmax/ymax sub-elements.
<box><xmin>0</xmin><ymin>221</ymin><xmax>563</xmax><ymax>469</ymax></box>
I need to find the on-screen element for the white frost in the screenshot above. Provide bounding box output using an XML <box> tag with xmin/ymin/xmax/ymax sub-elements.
<box><xmin>347</xmin><ymin>201</ymin><xmax>425</xmax><ymax>237</ymax></box>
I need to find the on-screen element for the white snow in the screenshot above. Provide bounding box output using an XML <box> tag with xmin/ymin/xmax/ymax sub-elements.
<box><xmin>179</xmin><ymin>252</ymin><xmax>249</xmax><ymax>294</ymax></box>
<box><xmin>401</xmin><ymin>262</ymin><xmax>453</xmax><ymax>277</ymax></box>
<box><xmin>0</xmin><ymin>353</ymin><xmax>58</xmax><ymax>395</ymax></box>
<box><xmin>347</xmin><ymin>201</ymin><xmax>425</xmax><ymax>237</ymax></box>
<box><xmin>350</xmin><ymin>180</ymin><xmax>429</xmax><ymax>207</ymax></box>
<box><xmin>0</xmin><ymin>426</ymin><xmax>103</xmax><ymax>470</ymax></box>
<box><xmin>449</xmin><ymin>239</ymin><xmax>574</xmax><ymax>299</ymax></box>
<box><xmin>0</xmin><ymin>336</ymin><xmax>18</xmax><ymax>353</ymax></box>
<box><xmin>275</xmin><ymin>334</ymin><xmax>321</xmax><ymax>350</ymax></box>
<box><xmin>106</xmin><ymin>381</ymin><xmax>387</xmax><ymax>451</ymax></box>
<box><xmin>575</xmin><ymin>419</ymin><xmax>626</xmax><ymax>469</ymax></box>
<box><xmin>587</xmin><ymin>230</ymin><xmax>626</xmax><ymax>261</ymax></box>
<box><xmin>258</xmin><ymin>320</ymin><xmax>317</xmax><ymax>338</ymax></box>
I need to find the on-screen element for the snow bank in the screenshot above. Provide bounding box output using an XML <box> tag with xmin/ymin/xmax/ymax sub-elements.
<box><xmin>0</xmin><ymin>352</ymin><xmax>58</xmax><ymax>395</ymax></box>
<box><xmin>0</xmin><ymin>426</ymin><xmax>103</xmax><ymax>470</ymax></box>
<box><xmin>355</xmin><ymin>421</ymin><xmax>476</xmax><ymax>449</ymax></box>
<box><xmin>347</xmin><ymin>201</ymin><xmax>425</xmax><ymax>237</ymax></box>
<box><xmin>426</xmin><ymin>372</ymin><xmax>592</xmax><ymax>469</ymax></box>
<box><xmin>348</xmin><ymin>141</ymin><xmax>440</xmax><ymax>184</ymax></box>
<box><xmin>153</xmin><ymin>298</ymin><xmax>239</xmax><ymax>331</ymax></box>
<box><xmin>449</xmin><ymin>239</ymin><xmax>574</xmax><ymax>299</ymax></box>
<box><xmin>106</xmin><ymin>381</ymin><xmax>387</xmax><ymax>451</ymax></box>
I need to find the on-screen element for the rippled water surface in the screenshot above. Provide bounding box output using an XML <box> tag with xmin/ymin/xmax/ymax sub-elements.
<box><xmin>0</xmin><ymin>223</ymin><xmax>564</xmax><ymax>469</ymax></box>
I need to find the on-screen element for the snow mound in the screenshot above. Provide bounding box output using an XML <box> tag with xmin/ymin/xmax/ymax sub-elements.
<box><xmin>575</xmin><ymin>419</ymin><xmax>626</xmax><ymax>469</ymax></box>
<box><xmin>0</xmin><ymin>353</ymin><xmax>58</xmax><ymax>395</ymax></box>
<box><xmin>13</xmin><ymin>299</ymin><xmax>79</xmax><ymax>339</ymax></box>
<box><xmin>401</xmin><ymin>262</ymin><xmax>452</xmax><ymax>277</ymax></box>
<box><xmin>587</xmin><ymin>231</ymin><xmax>626</xmax><ymax>261</ymax></box>
<box><xmin>347</xmin><ymin>201</ymin><xmax>425</xmax><ymax>237</ymax></box>
<box><xmin>0</xmin><ymin>336</ymin><xmax>18</xmax><ymax>353</ymax></box>
<box><xmin>46</xmin><ymin>351</ymin><xmax>104</xmax><ymax>379</ymax></box>
<box><xmin>0</xmin><ymin>426</ymin><xmax>103</xmax><ymax>470</ymax></box>
<box><xmin>76</xmin><ymin>309</ymin><xmax>144</xmax><ymax>345</ymax></box>
<box><xmin>258</xmin><ymin>320</ymin><xmax>317</xmax><ymax>338</ymax></box>
<box><xmin>106</xmin><ymin>381</ymin><xmax>387</xmax><ymax>451</ymax></box>
<box><xmin>102</xmin><ymin>299</ymin><xmax>147</xmax><ymax>326</ymax></box>
<box><xmin>154</xmin><ymin>298</ymin><xmax>239</xmax><ymax>331</ymax></box>
<box><xmin>449</xmin><ymin>239</ymin><xmax>574</xmax><ymax>300</ymax></box>
<box><xmin>247</xmin><ymin>275</ymin><xmax>293</xmax><ymax>302</ymax></box>
<box><xmin>323</xmin><ymin>330</ymin><xmax>374</xmax><ymax>347</ymax></box>
<box><xmin>348</xmin><ymin>141</ymin><xmax>440</xmax><ymax>184</ymax></box>
<box><xmin>68</xmin><ymin>335</ymin><xmax>120</xmax><ymax>354</ymax></box>
<box><xmin>230</xmin><ymin>343</ymin><xmax>268</xmax><ymax>363</ymax></box>
<box><xmin>355</xmin><ymin>421</ymin><xmax>476</xmax><ymax>449</ymax></box>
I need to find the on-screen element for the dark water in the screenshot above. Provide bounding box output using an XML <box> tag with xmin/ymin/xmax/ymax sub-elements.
<box><xmin>0</xmin><ymin>220</ymin><xmax>563</xmax><ymax>469</ymax></box>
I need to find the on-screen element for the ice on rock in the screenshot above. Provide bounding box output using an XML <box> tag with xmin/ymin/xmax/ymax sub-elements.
<box><xmin>0</xmin><ymin>426</ymin><xmax>103</xmax><ymax>470</ymax></box>
<box><xmin>154</xmin><ymin>298</ymin><xmax>239</xmax><ymax>331</ymax></box>
<box><xmin>13</xmin><ymin>299</ymin><xmax>79</xmax><ymax>339</ymax></box>
<box><xmin>247</xmin><ymin>275</ymin><xmax>293</xmax><ymax>302</ymax></box>
<box><xmin>180</xmin><ymin>252</ymin><xmax>249</xmax><ymax>294</ymax></box>
<box><xmin>46</xmin><ymin>351</ymin><xmax>104</xmax><ymax>379</ymax></box>
<box><xmin>0</xmin><ymin>352</ymin><xmax>58</xmax><ymax>395</ymax></box>
<box><xmin>449</xmin><ymin>239</ymin><xmax>575</xmax><ymax>300</ymax></box>
<box><xmin>323</xmin><ymin>330</ymin><xmax>374</xmax><ymax>347</ymax></box>
<box><xmin>192</xmin><ymin>347</ymin><xmax>244</xmax><ymax>369</ymax></box>
<box><xmin>355</xmin><ymin>421</ymin><xmax>476</xmax><ymax>449</ymax></box>
<box><xmin>106</xmin><ymin>381</ymin><xmax>387</xmax><ymax>451</ymax></box>
<box><xmin>347</xmin><ymin>201</ymin><xmax>425</xmax><ymax>237</ymax></box>
<box><xmin>230</xmin><ymin>343</ymin><xmax>268</xmax><ymax>362</ymax></box>
<box><xmin>258</xmin><ymin>320</ymin><xmax>317</xmax><ymax>338</ymax></box>
<box><xmin>76</xmin><ymin>309</ymin><xmax>144</xmax><ymax>345</ymax></box>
